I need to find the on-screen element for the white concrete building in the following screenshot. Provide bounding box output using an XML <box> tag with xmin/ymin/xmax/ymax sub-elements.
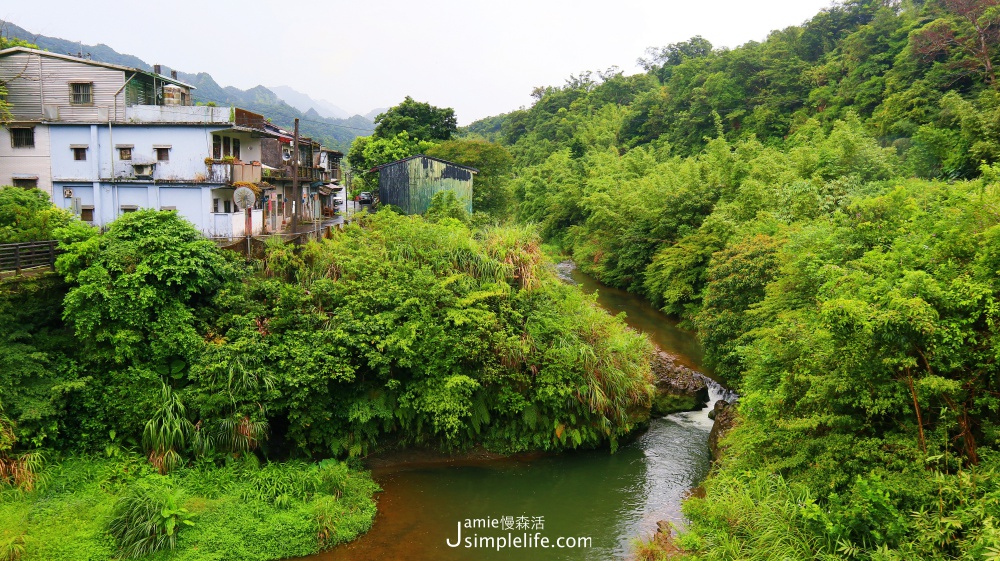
<box><xmin>0</xmin><ymin>47</ymin><xmax>273</xmax><ymax>237</ymax></box>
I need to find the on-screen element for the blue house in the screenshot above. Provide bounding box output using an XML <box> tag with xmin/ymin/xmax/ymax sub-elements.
<box><xmin>0</xmin><ymin>47</ymin><xmax>277</xmax><ymax>237</ymax></box>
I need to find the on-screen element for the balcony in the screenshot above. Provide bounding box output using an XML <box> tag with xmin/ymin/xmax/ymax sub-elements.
<box><xmin>207</xmin><ymin>162</ymin><xmax>263</xmax><ymax>184</ymax></box>
<box><xmin>210</xmin><ymin>210</ymin><xmax>264</xmax><ymax>239</ymax></box>
<box><xmin>262</xmin><ymin>165</ymin><xmax>326</xmax><ymax>182</ymax></box>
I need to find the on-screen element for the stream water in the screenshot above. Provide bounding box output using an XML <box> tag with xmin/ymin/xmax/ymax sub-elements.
<box><xmin>304</xmin><ymin>264</ymin><xmax>731</xmax><ymax>561</ymax></box>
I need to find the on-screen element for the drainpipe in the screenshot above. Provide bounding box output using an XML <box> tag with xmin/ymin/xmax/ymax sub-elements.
<box><xmin>108</xmin><ymin>114</ymin><xmax>117</xmax><ymax>222</ymax></box>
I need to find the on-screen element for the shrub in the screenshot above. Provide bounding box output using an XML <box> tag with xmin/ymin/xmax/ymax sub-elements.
<box><xmin>108</xmin><ymin>476</ymin><xmax>194</xmax><ymax>559</ymax></box>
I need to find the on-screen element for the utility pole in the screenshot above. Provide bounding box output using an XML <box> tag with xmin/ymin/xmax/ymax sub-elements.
<box><xmin>291</xmin><ymin>118</ymin><xmax>300</xmax><ymax>234</ymax></box>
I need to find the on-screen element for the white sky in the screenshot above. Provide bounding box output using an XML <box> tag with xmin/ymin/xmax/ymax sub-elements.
<box><xmin>6</xmin><ymin>0</ymin><xmax>837</xmax><ymax>125</ymax></box>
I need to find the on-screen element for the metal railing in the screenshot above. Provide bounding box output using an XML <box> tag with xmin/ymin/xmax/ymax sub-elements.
<box><xmin>0</xmin><ymin>241</ymin><xmax>60</xmax><ymax>275</ymax></box>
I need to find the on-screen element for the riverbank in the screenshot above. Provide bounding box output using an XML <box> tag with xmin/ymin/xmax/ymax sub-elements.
<box><xmin>294</xmin><ymin>266</ymin><xmax>733</xmax><ymax>561</ymax></box>
<box><xmin>0</xmin><ymin>456</ymin><xmax>378</xmax><ymax>561</ymax></box>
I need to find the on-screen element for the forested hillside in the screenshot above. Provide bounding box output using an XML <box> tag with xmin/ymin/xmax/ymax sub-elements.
<box><xmin>465</xmin><ymin>0</ymin><xmax>1000</xmax><ymax>558</ymax></box>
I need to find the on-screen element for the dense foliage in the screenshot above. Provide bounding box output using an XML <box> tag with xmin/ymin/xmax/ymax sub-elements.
<box><xmin>206</xmin><ymin>211</ymin><xmax>652</xmax><ymax>456</ymax></box>
<box><xmin>0</xmin><ymin>455</ymin><xmax>377</xmax><ymax>561</ymax></box>
<box><xmin>372</xmin><ymin>96</ymin><xmax>457</xmax><ymax>142</ymax></box>
<box><xmin>0</xmin><ymin>187</ymin><xmax>76</xmax><ymax>244</ymax></box>
<box><xmin>0</xmin><ymin>196</ymin><xmax>653</xmax><ymax>558</ymax></box>
<box><xmin>464</xmin><ymin>0</ymin><xmax>1000</xmax><ymax>558</ymax></box>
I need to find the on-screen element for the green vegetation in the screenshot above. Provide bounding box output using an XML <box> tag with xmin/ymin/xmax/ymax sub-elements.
<box><xmin>426</xmin><ymin>139</ymin><xmax>516</xmax><ymax>219</ymax></box>
<box><xmin>464</xmin><ymin>0</ymin><xmax>1000</xmax><ymax>558</ymax></box>
<box><xmin>372</xmin><ymin>96</ymin><xmax>457</xmax><ymax>141</ymax></box>
<box><xmin>0</xmin><ymin>187</ymin><xmax>75</xmax><ymax>244</ymax></box>
<box><xmin>0</xmin><ymin>456</ymin><xmax>377</xmax><ymax>561</ymax></box>
<box><xmin>209</xmin><ymin>211</ymin><xmax>652</xmax><ymax>456</ymax></box>
<box><xmin>12</xmin><ymin>0</ymin><xmax>1000</xmax><ymax>557</ymax></box>
<box><xmin>0</xmin><ymin>195</ymin><xmax>653</xmax><ymax>558</ymax></box>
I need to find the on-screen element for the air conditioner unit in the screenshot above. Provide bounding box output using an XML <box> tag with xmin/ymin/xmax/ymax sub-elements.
<box><xmin>132</xmin><ymin>163</ymin><xmax>155</xmax><ymax>178</ymax></box>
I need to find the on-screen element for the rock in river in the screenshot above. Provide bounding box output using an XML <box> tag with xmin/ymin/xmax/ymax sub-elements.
<box><xmin>650</xmin><ymin>348</ymin><xmax>710</xmax><ymax>416</ymax></box>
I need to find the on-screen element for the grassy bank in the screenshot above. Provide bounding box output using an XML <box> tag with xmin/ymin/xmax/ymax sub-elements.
<box><xmin>0</xmin><ymin>455</ymin><xmax>378</xmax><ymax>561</ymax></box>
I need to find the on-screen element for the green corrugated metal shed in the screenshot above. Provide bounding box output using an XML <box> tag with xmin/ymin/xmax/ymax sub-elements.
<box><xmin>372</xmin><ymin>155</ymin><xmax>477</xmax><ymax>215</ymax></box>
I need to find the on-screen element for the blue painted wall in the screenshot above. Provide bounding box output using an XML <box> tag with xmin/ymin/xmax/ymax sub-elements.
<box><xmin>47</xmin><ymin>123</ymin><xmax>253</xmax><ymax>235</ymax></box>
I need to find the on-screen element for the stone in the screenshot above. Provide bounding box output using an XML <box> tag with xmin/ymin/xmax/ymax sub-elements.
<box><xmin>708</xmin><ymin>400</ymin><xmax>737</xmax><ymax>461</ymax></box>
<box><xmin>650</xmin><ymin>347</ymin><xmax>710</xmax><ymax>416</ymax></box>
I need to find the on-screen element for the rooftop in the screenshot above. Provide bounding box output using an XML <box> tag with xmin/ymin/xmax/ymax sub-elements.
<box><xmin>0</xmin><ymin>46</ymin><xmax>196</xmax><ymax>89</ymax></box>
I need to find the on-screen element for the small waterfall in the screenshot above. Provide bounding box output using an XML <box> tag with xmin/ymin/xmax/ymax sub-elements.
<box><xmin>698</xmin><ymin>373</ymin><xmax>739</xmax><ymax>405</ymax></box>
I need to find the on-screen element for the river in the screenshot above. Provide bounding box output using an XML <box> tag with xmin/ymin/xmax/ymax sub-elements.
<box><xmin>304</xmin><ymin>265</ymin><xmax>730</xmax><ymax>561</ymax></box>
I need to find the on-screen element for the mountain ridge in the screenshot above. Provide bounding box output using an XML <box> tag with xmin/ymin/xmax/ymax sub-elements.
<box><xmin>266</xmin><ymin>85</ymin><xmax>352</xmax><ymax>120</ymax></box>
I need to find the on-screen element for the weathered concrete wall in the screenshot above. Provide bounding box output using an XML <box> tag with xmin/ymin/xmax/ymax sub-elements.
<box><xmin>0</xmin><ymin>124</ymin><xmax>53</xmax><ymax>195</ymax></box>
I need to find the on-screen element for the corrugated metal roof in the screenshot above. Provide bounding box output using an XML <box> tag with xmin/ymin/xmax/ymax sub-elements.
<box><xmin>369</xmin><ymin>154</ymin><xmax>480</xmax><ymax>173</ymax></box>
<box><xmin>214</xmin><ymin>125</ymin><xmax>283</xmax><ymax>137</ymax></box>
<box><xmin>0</xmin><ymin>46</ymin><xmax>197</xmax><ymax>89</ymax></box>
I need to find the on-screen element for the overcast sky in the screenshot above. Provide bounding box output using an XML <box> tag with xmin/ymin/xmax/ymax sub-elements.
<box><xmin>5</xmin><ymin>0</ymin><xmax>837</xmax><ymax>124</ymax></box>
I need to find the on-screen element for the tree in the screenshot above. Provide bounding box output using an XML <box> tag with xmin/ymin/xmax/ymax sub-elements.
<box><xmin>0</xmin><ymin>186</ymin><xmax>77</xmax><ymax>243</ymax></box>
<box><xmin>638</xmin><ymin>36</ymin><xmax>714</xmax><ymax>79</ymax></box>
<box><xmin>912</xmin><ymin>0</ymin><xmax>1000</xmax><ymax>85</ymax></box>
<box><xmin>59</xmin><ymin>210</ymin><xmax>237</xmax><ymax>366</ymax></box>
<box><xmin>373</xmin><ymin>96</ymin><xmax>457</xmax><ymax>141</ymax></box>
<box><xmin>346</xmin><ymin>132</ymin><xmax>437</xmax><ymax>189</ymax></box>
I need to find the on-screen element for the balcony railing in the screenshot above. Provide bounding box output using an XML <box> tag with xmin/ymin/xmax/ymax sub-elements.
<box><xmin>262</xmin><ymin>166</ymin><xmax>327</xmax><ymax>182</ymax></box>
<box><xmin>208</xmin><ymin>162</ymin><xmax>262</xmax><ymax>184</ymax></box>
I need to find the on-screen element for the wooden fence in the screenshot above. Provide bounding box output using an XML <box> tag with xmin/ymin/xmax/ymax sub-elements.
<box><xmin>0</xmin><ymin>241</ymin><xmax>60</xmax><ymax>275</ymax></box>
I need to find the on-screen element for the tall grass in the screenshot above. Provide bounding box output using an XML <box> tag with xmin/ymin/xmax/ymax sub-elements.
<box><xmin>108</xmin><ymin>476</ymin><xmax>193</xmax><ymax>559</ymax></box>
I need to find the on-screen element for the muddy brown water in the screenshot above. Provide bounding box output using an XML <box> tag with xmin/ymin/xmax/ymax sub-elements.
<box><xmin>301</xmin><ymin>266</ymin><xmax>728</xmax><ymax>561</ymax></box>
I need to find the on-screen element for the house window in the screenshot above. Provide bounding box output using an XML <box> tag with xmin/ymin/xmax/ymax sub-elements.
<box><xmin>213</xmin><ymin>135</ymin><xmax>222</xmax><ymax>159</ymax></box>
<box><xmin>81</xmin><ymin>206</ymin><xmax>94</xmax><ymax>222</ymax></box>
<box><xmin>120</xmin><ymin>205</ymin><xmax>138</xmax><ymax>213</ymax></box>
<box><xmin>10</xmin><ymin>127</ymin><xmax>34</xmax><ymax>148</ymax></box>
<box><xmin>156</xmin><ymin>147</ymin><xmax>170</xmax><ymax>161</ymax></box>
<box><xmin>119</xmin><ymin>147</ymin><xmax>132</xmax><ymax>160</ymax></box>
<box><xmin>73</xmin><ymin>147</ymin><xmax>87</xmax><ymax>161</ymax></box>
<box><xmin>12</xmin><ymin>178</ymin><xmax>37</xmax><ymax>188</ymax></box>
<box><xmin>224</xmin><ymin>200</ymin><xmax>231</xmax><ymax>213</ymax></box>
<box><xmin>213</xmin><ymin>198</ymin><xmax>219</xmax><ymax>213</ymax></box>
<box><xmin>223</xmin><ymin>137</ymin><xmax>231</xmax><ymax>157</ymax></box>
<box><xmin>233</xmin><ymin>138</ymin><xmax>240</xmax><ymax>161</ymax></box>
<box><xmin>160</xmin><ymin>205</ymin><xmax>176</xmax><ymax>211</ymax></box>
<box><xmin>70</xmin><ymin>83</ymin><xmax>93</xmax><ymax>105</ymax></box>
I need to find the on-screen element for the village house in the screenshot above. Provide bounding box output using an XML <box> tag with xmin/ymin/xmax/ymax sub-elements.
<box><xmin>258</xmin><ymin>128</ymin><xmax>344</xmax><ymax>230</ymax></box>
<box><xmin>372</xmin><ymin>154</ymin><xmax>476</xmax><ymax>215</ymax></box>
<box><xmin>0</xmin><ymin>46</ymin><xmax>342</xmax><ymax>238</ymax></box>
